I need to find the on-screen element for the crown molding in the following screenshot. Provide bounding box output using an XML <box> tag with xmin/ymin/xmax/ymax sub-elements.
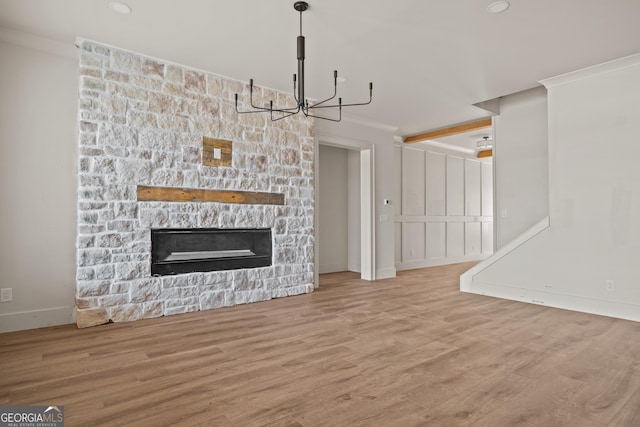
<box><xmin>540</xmin><ymin>53</ymin><xmax>640</xmax><ymax>89</ymax></box>
<box><xmin>0</xmin><ymin>27</ymin><xmax>77</xmax><ymax>59</ymax></box>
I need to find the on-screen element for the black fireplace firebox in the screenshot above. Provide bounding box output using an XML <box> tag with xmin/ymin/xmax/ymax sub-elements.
<box><xmin>151</xmin><ymin>228</ymin><xmax>272</xmax><ymax>276</ymax></box>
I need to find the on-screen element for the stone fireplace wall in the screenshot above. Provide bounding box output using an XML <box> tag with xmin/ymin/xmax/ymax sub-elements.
<box><xmin>75</xmin><ymin>40</ymin><xmax>314</xmax><ymax>328</ymax></box>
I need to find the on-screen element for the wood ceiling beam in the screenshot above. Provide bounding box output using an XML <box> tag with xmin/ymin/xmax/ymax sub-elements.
<box><xmin>404</xmin><ymin>118</ymin><xmax>492</xmax><ymax>144</ymax></box>
<box><xmin>477</xmin><ymin>149</ymin><xmax>492</xmax><ymax>158</ymax></box>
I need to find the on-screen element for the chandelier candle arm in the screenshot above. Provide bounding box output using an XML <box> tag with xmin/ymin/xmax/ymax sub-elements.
<box><xmin>309</xmin><ymin>70</ymin><xmax>338</xmax><ymax>108</ymax></box>
<box><xmin>311</xmin><ymin>82</ymin><xmax>373</xmax><ymax>109</ymax></box>
<box><xmin>234</xmin><ymin>1</ymin><xmax>373</xmax><ymax>122</ymax></box>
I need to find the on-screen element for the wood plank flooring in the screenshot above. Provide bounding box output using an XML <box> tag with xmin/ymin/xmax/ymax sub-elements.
<box><xmin>1</xmin><ymin>262</ymin><xmax>640</xmax><ymax>426</ymax></box>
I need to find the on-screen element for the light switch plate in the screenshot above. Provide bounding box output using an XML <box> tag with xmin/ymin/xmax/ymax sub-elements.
<box><xmin>0</xmin><ymin>288</ymin><xmax>12</xmax><ymax>302</ymax></box>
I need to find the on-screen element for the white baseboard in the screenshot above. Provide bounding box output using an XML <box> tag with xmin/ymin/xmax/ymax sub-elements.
<box><xmin>376</xmin><ymin>267</ymin><xmax>396</xmax><ymax>280</ymax></box>
<box><xmin>0</xmin><ymin>306</ymin><xmax>74</xmax><ymax>333</ymax></box>
<box><xmin>319</xmin><ymin>263</ymin><xmax>349</xmax><ymax>274</ymax></box>
<box><xmin>459</xmin><ymin>216</ymin><xmax>640</xmax><ymax>323</ymax></box>
<box><xmin>396</xmin><ymin>255</ymin><xmax>488</xmax><ymax>272</ymax></box>
<box><xmin>467</xmin><ymin>279</ymin><xmax>640</xmax><ymax>323</ymax></box>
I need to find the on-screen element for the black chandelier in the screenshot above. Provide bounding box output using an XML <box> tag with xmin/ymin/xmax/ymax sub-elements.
<box><xmin>234</xmin><ymin>1</ymin><xmax>373</xmax><ymax>122</ymax></box>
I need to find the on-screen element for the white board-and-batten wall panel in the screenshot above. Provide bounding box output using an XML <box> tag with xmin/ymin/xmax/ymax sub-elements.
<box><xmin>394</xmin><ymin>145</ymin><xmax>493</xmax><ymax>270</ymax></box>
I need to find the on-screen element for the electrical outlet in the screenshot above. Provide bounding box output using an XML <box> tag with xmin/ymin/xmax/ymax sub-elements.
<box><xmin>605</xmin><ymin>280</ymin><xmax>615</xmax><ymax>292</ymax></box>
<box><xmin>0</xmin><ymin>288</ymin><xmax>12</xmax><ymax>302</ymax></box>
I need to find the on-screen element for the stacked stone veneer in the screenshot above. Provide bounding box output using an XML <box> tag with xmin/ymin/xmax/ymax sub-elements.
<box><xmin>75</xmin><ymin>40</ymin><xmax>314</xmax><ymax>328</ymax></box>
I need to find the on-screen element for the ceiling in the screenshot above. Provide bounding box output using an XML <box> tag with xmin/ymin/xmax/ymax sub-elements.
<box><xmin>1</xmin><ymin>0</ymin><xmax>640</xmax><ymax>138</ymax></box>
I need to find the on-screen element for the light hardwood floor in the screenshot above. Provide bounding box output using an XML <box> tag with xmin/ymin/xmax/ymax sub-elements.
<box><xmin>1</xmin><ymin>262</ymin><xmax>640</xmax><ymax>426</ymax></box>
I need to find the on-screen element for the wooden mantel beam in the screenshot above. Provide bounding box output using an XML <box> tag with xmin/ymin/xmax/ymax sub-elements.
<box><xmin>137</xmin><ymin>186</ymin><xmax>285</xmax><ymax>205</ymax></box>
<box><xmin>404</xmin><ymin>118</ymin><xmax>492</xmax><ymax>144</ymax></box>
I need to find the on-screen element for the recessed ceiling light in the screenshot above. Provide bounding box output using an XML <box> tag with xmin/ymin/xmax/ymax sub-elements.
<box><xmin>487</xmin><ymin>1</ymin><xmax>510</xmax><ymax>14</ymax></box>
<box><xmin>108</xmin><ymin>2</ymin><xmax>132</xmax><ymax>14</ymax></box>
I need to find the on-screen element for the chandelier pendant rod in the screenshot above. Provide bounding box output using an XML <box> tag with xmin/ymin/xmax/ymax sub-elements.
<box><xmin>296</xmin><ymin>2</ymin><xmax>305</xmax><ymax>108</ymax></box>
<box><xmin>234</xmin><ymin>1</ymin><xmax>373</xmax><ymax>122</ymax></box>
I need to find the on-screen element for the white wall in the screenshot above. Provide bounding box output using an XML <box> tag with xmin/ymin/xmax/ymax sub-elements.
<box><xmin>0</xmin><ymin>30</ymin><xmax>78</xmax><ymax>332</ymax></box>
<box><xmin>347</xmin><ymin>150</ymin><xmax>361</xmax><ymax>272</ymax></box>
<box><xmin>494</xmin><ymin>86</ymin><xmax>549</xmax><ymax>249</ymax></box>
<box><xmin>315</xmin><ymin>117</ymin><xmax>397</xmax><ymax>280</ymax></box>
<box><xmin>318</xmin><ymin>145</ymin><xmax>348</xmax><ymax>273</ymax></box>
<box><xmin>394</xmin><ymin>144</ymin><xmax>493</xmax><ymax>270</ymax></box>
<box><xmin>465</xmin><ymin>54</ymin><xmax>640</xmax><ymax>322</ymax></box>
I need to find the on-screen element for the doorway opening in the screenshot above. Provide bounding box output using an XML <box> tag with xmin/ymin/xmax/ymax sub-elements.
<box><xmin>315</xmin><ymin>136</ymin><xmax>375</xmax><ymax>285</ymax></box>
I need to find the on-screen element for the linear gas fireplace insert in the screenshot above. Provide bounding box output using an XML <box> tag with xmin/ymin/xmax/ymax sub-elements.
<box><xmin>151</xmin><ymin>228</ymin><xmax>272</xmax><ymax>276</ymax></box>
